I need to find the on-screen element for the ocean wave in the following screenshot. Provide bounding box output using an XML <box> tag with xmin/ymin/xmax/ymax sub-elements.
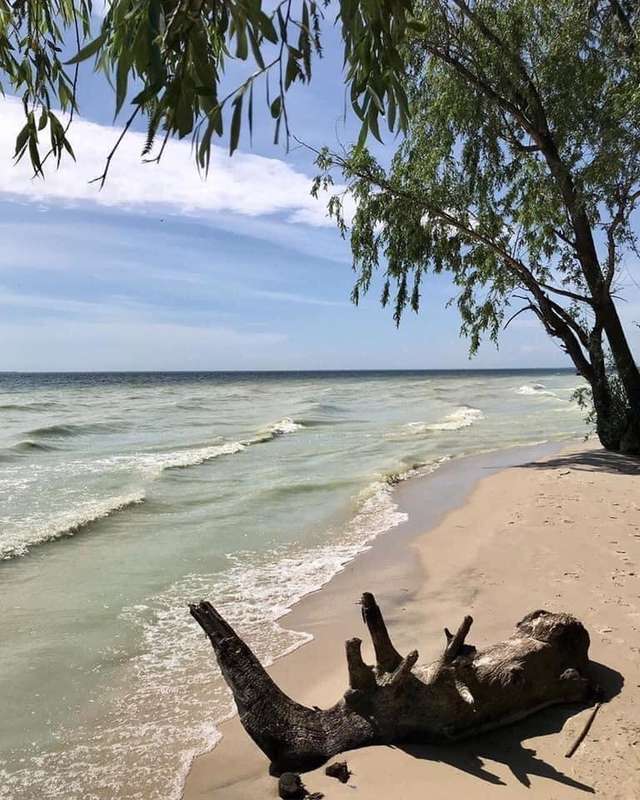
<box><xmin>516</xmin><ymin>383</ymin><xmax>556</xmax><ymax>397</ymax></box>
<box><xmin>295</xmin><ymin>418</ymin><xmax>336</xmax><ymax>428</ymax></box>
<box><xmin>264</xmin><ymin>417</ymin><xmax>305</xmax><ymax>436</ymax></box>
<box><xmin>404</xmin><ymin>406</ymin><xmax>484</xmax><ymax>434</ymax></box>
<box><xmin>308</xmin><ymin>401</ymin><xmax>347</xmax><ymax>414</ymax></box>
<box><xmin>0</xmin><ymin>473</ymin><xmax>414</xmax><ymax>800</ymax></box>
<box><xmin>384</xmin><ymin>455</ymin><xmax>451</xmax><ymax>485</ymax></box>
<box><xmin>250</xmin><ymin>418</ymin><xmax>306</xmax><ymax>444</ymax></box>
<box><xmin>0</xmin><ymin>492</ymin><xmax>145</xmax><ymax>560</ymax></box>
<box><xmin>122</xmin><ymin>476</ymin><xmax>408</xmax><ymax>792</ymax></box>
<box><xmin>9</xmin><ymin>439</ymin><xmax>59</xmax><ymax>453</ymax></box>
<box><xmin>92</xmin><ymin>441</ymin><xmax>247</xmax><ymax>477</ymax></box>
<box><xmin>260</xmin><ymin>476</ymin><xmax>359</xmax><ymax>500</ymax></box>
<box><xmin>148</xmin><ymin>441</ymin><xmax>246</xmax><ymax>472</ymax></box>
<box><xmin>1</xmin><ymin>442</ymin><xmax>246</xmax><ymax>562</ymax></box>
<box><xmin>24</xmin><ymin>421</ymin><xmax>123</xmax><ymax>438</ymax></box>
<box><xmin>0</xmin><ymin>401</ymin><xmax>58</xmax><ymax>412</ymax></box>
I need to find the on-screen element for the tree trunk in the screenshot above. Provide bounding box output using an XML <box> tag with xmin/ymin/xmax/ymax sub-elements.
<box><xmin>583</xmin><ymin>314</ymin><xmax>640</xmax><ymax>455</ymax></box>
<box><xmin>534</xmin><ymin>134</ymin><xmax>640</xmax><ymax>454</ymax></box>
<box><xmin>597</xmin><ymin>294</ymin><xmax>640</xmax><ymax>454</ymax></box>
<box><xmin>190</xmin><ymin>593</ymin><xmax>593</xmax><ymax>775</ymax></box>
<box><xmin>599</xmin><ymin>293</ymin><xmax>640</xmax><ymax>408</ymax></box>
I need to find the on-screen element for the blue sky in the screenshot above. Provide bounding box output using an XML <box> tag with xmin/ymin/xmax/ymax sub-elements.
<box><xmin>1</xmin><ymin>17</ymin><xmax>638</xmax><ymax>371</ymax></box>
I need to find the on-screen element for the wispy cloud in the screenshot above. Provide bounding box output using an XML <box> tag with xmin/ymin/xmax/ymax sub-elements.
<box><xmin>0</xmin><ymin>318</ymin><xmax>287</xmax><ymax>371</ymax></box>
<box><xmin>249</xmin><ymin>288</ymin><xmax>347</xmax><ymax>306</ymax></box>
<box><xmin>0</xmin><ymin>96</ymin><xmax>346</xmax><ymax>227</ymax></box>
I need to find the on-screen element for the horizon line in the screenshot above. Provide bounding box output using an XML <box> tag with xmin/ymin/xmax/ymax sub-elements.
<box><xmin>0</xmin><ymin>366</ymin><xmax>576</xmax><ymax>375</ymax></box>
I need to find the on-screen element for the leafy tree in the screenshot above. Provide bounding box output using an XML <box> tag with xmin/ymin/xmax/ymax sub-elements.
<box><xmin>314</xmin><ymin>0</ymin><xmax>640</xmax><ymax>453</ymax></box>
<box><xmin>2</xmin><ymin>0</ymin><xmax>639</xmax><ymax>452</ymax></box>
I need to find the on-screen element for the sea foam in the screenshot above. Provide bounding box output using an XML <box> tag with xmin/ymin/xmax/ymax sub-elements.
<box><xmin>516</xmin><ymin>383</ymin><xmax>555</xmax><ymax>396</ymax></box>
<box><xmin>88</xmin><ymin>440</ymin><xmax>247</xmax><ymax>478</ymax></box>
<box><xmin>404</xmin><ymin>406</ymin><xmax>484</xmax><ymax>433</ymax></box>
<box><xmin>0</xmin><ymin>470</ymin><xmax>413</xmax><ymax>800</ymax></box>
<box><xmin>0</xmin><ymin>491</ymin><xmax>146</xmax><ymax>560</ymax></box>
<box><xmin>264</xmin><ymin>417</ymin><xmax>305</xmax><ymax>436</ymax></box>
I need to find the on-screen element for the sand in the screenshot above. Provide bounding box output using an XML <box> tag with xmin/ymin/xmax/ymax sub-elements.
<box><xmin>182</xmin><ymin>442</ymin><xmax>640</xmax><ymax>800</ymax></box>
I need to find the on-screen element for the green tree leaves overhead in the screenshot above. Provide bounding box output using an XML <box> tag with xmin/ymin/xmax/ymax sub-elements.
<box><xmin>1</xmin><ymin>0</ymin><xmax>413</xmax><ymax>179</ymax></box>
<box><xmin>314</xmin><ymin>0</ymin><xmax>640</xmax><ymax>452</ymax></box>
<box><xmin>3</xmin><ymin>0</ymin><xmax>93</xmax><ymax>174</ymax></box>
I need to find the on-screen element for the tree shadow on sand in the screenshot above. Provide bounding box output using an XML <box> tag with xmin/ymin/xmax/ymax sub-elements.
<box><xmin>395</xmin><ymin>661</ymin><xmax>622</xmax><ymax>793</ymax></box>
<box><xmin>519</xmin><ymin>448</ymin><xmax>640</xmax><ymax>476</ymax></box>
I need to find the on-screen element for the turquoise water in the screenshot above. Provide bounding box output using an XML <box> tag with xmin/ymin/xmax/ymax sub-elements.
<box><xmin>0</xmin><ymin>370</ymin><xmax>586</xmax><ymax>799</ymax></box>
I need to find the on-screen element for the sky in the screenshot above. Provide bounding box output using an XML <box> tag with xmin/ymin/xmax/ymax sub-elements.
<box><xmin>1</xmin><ymin>14</ymin><xmax>639</xmax><ymax>371</ymax></box>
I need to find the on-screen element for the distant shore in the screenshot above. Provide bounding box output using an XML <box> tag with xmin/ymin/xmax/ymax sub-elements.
<box><xmin>181</xmin><ymin>439</ymin><xmax>640</xmax><ymax>799</ymax></box>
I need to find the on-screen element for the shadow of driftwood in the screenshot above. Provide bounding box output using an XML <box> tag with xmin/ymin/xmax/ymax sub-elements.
<box><xmin>518</xmin><ymin>447</ymin><xmax>640</xmax><ymax>476</ymax></box>
<box><xmin>395</xmin><ymin>661</ymin><xmax>623</xmax><ymax>793</ymax></box>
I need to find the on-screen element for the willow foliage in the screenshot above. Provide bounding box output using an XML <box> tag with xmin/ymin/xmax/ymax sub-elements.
<box><xmin>1</xmin><ymin>0</ymin><xmax>413</xmax><ymax>180</ymax></box>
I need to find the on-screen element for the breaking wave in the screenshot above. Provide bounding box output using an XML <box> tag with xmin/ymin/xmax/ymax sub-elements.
<box><xmin>137</xmin><ymin>441</ymin><xmax>246</xmax><ymax>474</ymax></box>
<box><xmin>252</xmin><ymin>417</ymin><xmax>306</xmax><ymax>443</ymax></box>
<box><xmin>0</xmin><ymin>468</ymin><xmax>418</xmax><ymax>800</ymax></box>
<box><xmin>264</xmin><ymin>417</ymin><xmax>305</xmax><ymax>436</ymax></box>
<box><xmin>0</xmin><ymin>492</ymin><xmax>146</xmax><ymax>560</ymax></box>
<box><xmin>516</xmin><ymin>383</ymin><xmax>556</xmax><ymax>397</ymax></box>
<box><xmin>404</xmin><ymin>406</ymin><xmax>484</xmax><ymax>434</ymax></box>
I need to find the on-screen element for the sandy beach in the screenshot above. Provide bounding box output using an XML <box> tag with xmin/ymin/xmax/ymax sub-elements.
<box><xmin>183</xmin><ymin>441</ymin><xmax>640</xmax><ymax>800</ymax></box>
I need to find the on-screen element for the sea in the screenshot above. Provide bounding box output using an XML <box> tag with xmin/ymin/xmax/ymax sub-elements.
<box><xmin>0</xmin><ymin>369</ymin><xmax>587</xmax><ymax>799</ymax></box>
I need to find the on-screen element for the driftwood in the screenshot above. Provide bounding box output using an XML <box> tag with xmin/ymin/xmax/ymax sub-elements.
<box><xmin>190</xmin><ymin>592</ymin><xmax>592</xmax><ymax>775</ymax></box>
<box><xmin>565</xmin><ymin>699</ymin><xmax>602</xmax><ymax>758</ymax></box>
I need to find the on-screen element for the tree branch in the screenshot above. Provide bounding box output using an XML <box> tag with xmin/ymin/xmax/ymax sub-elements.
<box><xmin>90</xmin><ymin>107</ymin><xmax>140</xmax><ymax>189</ymax></box>
<box><xmin>504</xmin><ymin>304</ymin><xmax>536</xmax><ymax>330</ymax></box>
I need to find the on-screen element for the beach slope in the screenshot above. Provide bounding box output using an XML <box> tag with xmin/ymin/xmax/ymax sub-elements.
<box><xmin>183</xmin><ymin>444</ymin><xmax>640</xmax><ymax>799</ymax></box>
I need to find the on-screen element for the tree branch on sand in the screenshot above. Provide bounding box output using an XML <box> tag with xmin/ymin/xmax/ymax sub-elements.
<box><xmin>190</xmin><ymin>592</ymin><xmax>594</xmax><ymax>775</ymax></box>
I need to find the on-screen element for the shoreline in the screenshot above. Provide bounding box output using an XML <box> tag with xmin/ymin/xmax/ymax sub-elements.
<box><xmin>182</xmin><ymin>437</ymin><xmax>619</xmax><ymax>800</ymax></box>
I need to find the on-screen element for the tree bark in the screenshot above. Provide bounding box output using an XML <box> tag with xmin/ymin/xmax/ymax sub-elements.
<box><xmin>190</xmin><ymin>593</ymin><xmax>593</xmax><ymax>775</ymax></box>
<box><xmin>526</xmin><ymin>103</ymin><xmax>640</xmax><ymax>454</ymax></box>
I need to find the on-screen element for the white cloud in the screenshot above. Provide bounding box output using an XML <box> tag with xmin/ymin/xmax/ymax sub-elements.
<box><xmin>0</xmin><ymin>95</ymin><xmax>342</xmax><ymax>227</ymax></box>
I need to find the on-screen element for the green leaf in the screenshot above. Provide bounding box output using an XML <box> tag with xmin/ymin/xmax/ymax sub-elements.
<box><xmin>132</xmin><ymin>83</ymin><xmax>160</xmax><ymax>106</ymax></box>
<box><xmin>285</xmin><ymin>54</ymin><xmax>299</xmax><ymax>89</ymax></box>
<box><xmin>29</xmin><ymin>136</ymin><xmax>43</xmax><ymax>175</ymax></box>
<box><xmin>273</xmin><ymin>113</ymin><xmax>281</xmax><ymax>145</ymax></box>
<box><xmin>270</xmin><ymin>96</ymin><xmax>281</xmax><ymax>119</ymax></box>
<box><xmin>235</xmin><ymin>25</ymin><xmax>248</xmax><ymax>61</ymax></box>
<box><xmin>229</xmin><ymin>94</ymin><xmax>243</xmax><ymax>155</ymax></box>
<box><xmin>14</xmin><ymin>123</ymin><xmax>30</xmax><ymax>158</ymax></box>
<box><xmin>387</xmin><ymin>92</ymin><xmax>396</xmax><ymax>132</ymax></box>
<box><xmin>367</xmin><ymin>86</ymin><xmax>385</xmax><ymax>113</ymax></box>
<box><xmin>248</xmin><ymin>82</ymin><xmax>254</xmax><ymax>144</ymax></box>
<box><xmin>115</xmin><ymin>54</ymin><xmax>129</xmax><ymax>117</ymax></box>
<box><xmin>258</xmin><ymin>14</ymin><xmax>278</xmax><ymax>44</ymax></box>
<box><xmin>247</xmin><ymin>26</ymin><xmax>265</xmax><ymax>69</ymax></box>
<box><xmin>62</xmin><ymin>136</ymin><xmax>76</xmax><ymax>161</ymax></box>
<box><xmin>65</xmin><ymin>32</ymin><xmax>107</xmax><ymax>65</ymax></box>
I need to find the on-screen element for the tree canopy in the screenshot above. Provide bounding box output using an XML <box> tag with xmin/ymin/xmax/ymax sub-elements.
<box><xmin>1</xmin><ymin>0</ymin><xmax>412</xmax><ymax>179</ymax></box>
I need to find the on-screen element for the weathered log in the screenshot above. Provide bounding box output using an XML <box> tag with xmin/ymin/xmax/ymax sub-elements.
<box><xmin>189</xmin><ymin>593</ymin><xmax>592</xmax><ymax>775</ymax></box>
